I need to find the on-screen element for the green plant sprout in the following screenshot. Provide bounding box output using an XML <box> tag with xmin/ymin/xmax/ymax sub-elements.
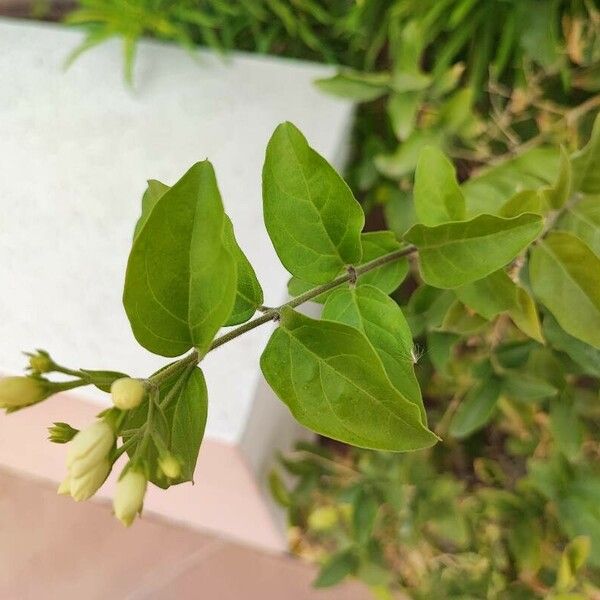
<box><xmin>0</xmin><ymin>116</ymin><xmax>599</xmax><ymax>527</ymax></box>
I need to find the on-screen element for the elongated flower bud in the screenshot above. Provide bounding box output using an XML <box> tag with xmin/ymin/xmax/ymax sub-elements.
<box><xmin>111</xmin><ymin>378</ymin><xmax>146</xmax><ymax>410</ymax></box>
<box><xmin>0</xmin><ymin>376</ymin><xmax>47</xmax><ymax>409</ymax></box>
<box><xmin>59</xmin><ymin>420</ymin><xmax>114</xmax><ymax>501</ymax></box>
<box><xmin>114</xmin><ymin>469</ymin><xmax>147</xmax><ymax>527</ymax></box>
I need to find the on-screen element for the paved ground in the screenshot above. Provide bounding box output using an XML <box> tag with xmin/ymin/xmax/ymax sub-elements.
<box><xmin>0</xmin><ymin>468</ymin><xmax>369</xmax><ymax>599</ymax></box>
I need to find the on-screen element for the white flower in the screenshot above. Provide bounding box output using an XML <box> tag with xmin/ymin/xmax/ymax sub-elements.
<box><xmin>113</xmin><ymin>469</ymin><xmax>147</xmax><ymax>527</ymax></box>
<box><xmin>110</xmin><ymin>378</ymin><xmax>146</xmax><ymax>410</ymax></box>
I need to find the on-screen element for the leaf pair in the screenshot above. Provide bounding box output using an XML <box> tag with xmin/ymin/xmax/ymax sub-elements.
<box><xmin>124</xmin><ymin>162</ymin><xmax>263</xmax><ymax>358</ymax></box>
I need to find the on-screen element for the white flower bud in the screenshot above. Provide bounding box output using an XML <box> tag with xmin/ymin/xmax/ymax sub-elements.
<box><xmin>113</xmin><ymin>469</ymin><xmax>147</xmax><ymax>527</ymax></box>
<box><xmin>0</xmin><ymin>376</ymin><xmax>46</xmax><ymax>409</ymax></box>
<box><xmin>60</xmin><ymin>420</ymin><xmax>113</xmax><ymax>502</ymax></box>
<box><xmin>66</xmin><ymin>420</ymin><xmax>114</xmax><ymax>478</ymax></box>
<box><xmin>158</xmin><ymin>453</ymin><xmax>181</xmax><ymax>479</ymax></box>
<box><xmin>69</xmin><ymin>459</ymin><xmax>110</xmax><ymax>501</ymax></box>
<box><xmin>111</xmin><ymin>378</ymin><xmax>146</xmax><ymax>410</ymax></box>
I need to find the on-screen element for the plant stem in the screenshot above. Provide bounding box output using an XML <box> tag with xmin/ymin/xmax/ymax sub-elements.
<box><xmin>148</xmin><ymin>245</ymin><xmax>417</xmax><ymax>384</ymax></box>
<box><xmin>210</xmin><ymin>245</ymin><xmax>416</xmax><ymax>350</ymax></box>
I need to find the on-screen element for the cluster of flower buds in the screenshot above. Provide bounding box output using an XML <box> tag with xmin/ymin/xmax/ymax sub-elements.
<box><xmin>0</xmin><ymin>353</ymin><xmax>185</xmax><ymax>528</ymax></box>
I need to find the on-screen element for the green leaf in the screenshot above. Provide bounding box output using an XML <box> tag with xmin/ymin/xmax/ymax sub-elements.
<box><xmin>438</xmin><ymin>88</ymin><xmax>475</xmax><ymax>135</ymax></box>
<box><xmin>543</xmin><ymin>313</ymin><xmax>600</xmax><ymax>377</ymax></box>
<box><xmin>387</xmin><ymin>92</ymin><xmax>420</xmax><ymax>140</ymax></box>
<box><xmin>124</xmin><ymin>366</ymin><xmax>207</xmax><ymax>488</ymax></box>
<box><xmin>427</xmin><ymin>331</ymin><xmax>460</xmax><ymax>376</ymax></box>
<box><xmin>322</xmin><ymin>285</ymin><xmax>425</xmax><ymax>423</ymax></box>
<box><xmin>499</xmin><ymin>190</ymin><xmax>544</xmax><ymax>218</ymax></box>
<box><xmin>572</xmin><ymin>113</ymin><xmax>600</xmax><ymax>193</ymax></box>
<box><xmin>556</xmin><ymin>194</ymin><xmax>600</xmax><ymax>256</ymax></box>
<box><xmin>541</xmin><ymin>146</ymin><xmax>572</xmax><ymax>209</ymax></box>
<box><xmin>263</xmin><ymin>122</ymin><xmax>364</xmax><ymax>284</ymax></box>
<box><xmin>123</xmin><ymin>161</ymin><xmax>237</xmax><ymax>357</ymax></box>
<box><xmin>133</xmin><ymin>179</ymin><xmax>170</xmax><ymax>238</ymax></box>
<box><xmin>287</xmin><ymin>231</ymin><xmax>409</xmax><ymax>302</ymax></box>
<box><xmin>375</xmin><ymin>129</ymin><xmax>444</xmax><ymax>180</ymax></box>
<box><xmin>268</xmin><ymin>470</ymin><xmax>291</xmax><ymax>507</ymax></box>
<box><xmin>171</xmin><ymin>368</ymin><xmax>208</xmax><ymax>482</ymax></box>
<box><xmin>508</xmin><ymin>516</ymin><xmax>543</xmax><ymax>574</ymax></box>
<box><xmin>530</xmin><ymin>231</ymin><xmax>600</xmax><ymax>348</ymax></box>
<box><xmin>315</xmin><ymin>70</ymin><xmax>390</xmax><ymax>102</ymax></box>
<box><xmin>314</xmin><ymin>549</ymin><xmax>357</xmax><ymax>588</ymax></box>
<box><xmin>462</xmin><ymin>147</ymin><xmax>559</xmax><ymax>216</ymax></box>
<box><xmin>357</xmin><ymin>232</ymin><xmax>409</xmax><ymax>293</ymax></box>
<box><xmin>353</xmin><ymin>489</ymin><xmax>379</xmax><ymax>545</ymax></box>
<box><xmin>414</xmin><ymin>146</ymin><xmax>466</xmax><ymax>226</ymax></box>
<box><xmin>260</xmin><ymin>307</ymin><xmax>438</xmax><ymax>451</ymax></box>
<box><xmin>456</xmin><ymin>270</ymin><xmax>515</xmax><ymax>319</ymax></box>
<box><xmin>456</xmin><ymin>270</ymin><xmax>543</xmax><ymax>342</ymax></box>
<box><xmin>502</xmin><ymin>371</ymin><xmax>558</xmax><ymax>401</ymax></box>
<box><xmin>556</xmin><ymin>536</ymin><xmax>591</xmax><ymax>591</ymax></box>
<box><xmin>404</xmin><ymin>213</ymin><xmax>543</xmax><ymax>288</ymax></box>
<box><xmin>222</xmin><ymin>217</ymin><xmax>263</xmax><ymax>325</ymax></box>
<box><xmin>439</xmin><ymin>300</ymin><xmax>487</xmax><ymax>335</ymax></box>
<box><xmin>79</xmin><ymin>369</ymin><xmax>129</xmax><ymax>393</ymax></box>
<box><xmin>449</xmin><ymin>377</ymin><xmax>502</xmax><ymax>438</ymax></box>
<box><xmin>141</xmin><ymin>180</ymin><xmax>263</xmax><ymax>327</ymax></box>
<box><xmin>550</xmin><ymin>394</ymin><xmax>583</xmax><ymax>460</ymax></box>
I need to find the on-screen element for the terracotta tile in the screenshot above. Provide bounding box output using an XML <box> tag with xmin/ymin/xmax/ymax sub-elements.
<box><xmin>0</xmin><ymin>469</ymin><xmax>215</xmax><ymax>600</ymax></box>
<box><xmin>143</xmin><ymin>543</ymin><xmax>371</xmax><ymax>600</ymax></box>
<box><xmin>0</xmin><ymin>468</ymin><xmax>370</xmax><ymax>600</ymax></box>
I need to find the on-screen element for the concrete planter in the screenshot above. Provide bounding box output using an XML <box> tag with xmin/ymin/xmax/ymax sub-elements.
<box><xmin>0</xmin><ymin>19</ymin><xmax>353</xmax><ymax>550</ymax></box>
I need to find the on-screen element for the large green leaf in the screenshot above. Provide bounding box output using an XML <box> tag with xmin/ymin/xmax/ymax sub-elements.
<box><xmin>404</xmin><ymin>213</ymin><xmax>543</xmax><ymax>288</ymax></box>
<box><xmin>260</xmin><ymin>307</ymin><xmax>438</xmax><ymax>451</ymax></box>
<box><xmin>262</xmin><ymin>122</ymin><xmax>364</xmax><ymax>284</ymax></box>
<box><xmin>556</xmin><ymin>195</ymin><xmax>600</xmax><ymax>256</ymax></box>
<box><xmin>572</xmin><ymin>113</ymin><xmax>600</xmax><ymax>194</ymax></box>
<box><xmin>123</xmin><ymin>161</ymin><xmax>237</xmax><ymax>357</ymax></box>
<box><xmin>530</xmin><ymin>231</ymin><xmax>600</xmax><ymax>348</ymax></box>
<box><xmin>136</xmin><ymin>179</ymin><xmax>263</xmax><ymax>327</ymax></box>
<box><xmin>322</xmin><ymin>285</ymin><xmax>425</xmax><ymax>423</ymax></box>
<box><xmin>124</xmin><ymin>366</ymin><xmax>207</xmax><ymax>488</ymax></box>
<box><xmin>414</xmin><ymin>146</ymin><xmax>466</xmax><ymax>225</ymax></box>
<box><xmin>288</xmin><ymin>231</ymin><xmax>408</xmax><ymax>302</ymax></box>
<box><xmin>222</xmin><ymin>217</ymin><xmax>264</xmax><ymax>326</ymax></box>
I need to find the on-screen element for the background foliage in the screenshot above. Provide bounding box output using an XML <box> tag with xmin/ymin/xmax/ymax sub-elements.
<box><xmin>32</xmin><ymin>0</ymin><xmax>600</xmax><ymax>596</ymax></box>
